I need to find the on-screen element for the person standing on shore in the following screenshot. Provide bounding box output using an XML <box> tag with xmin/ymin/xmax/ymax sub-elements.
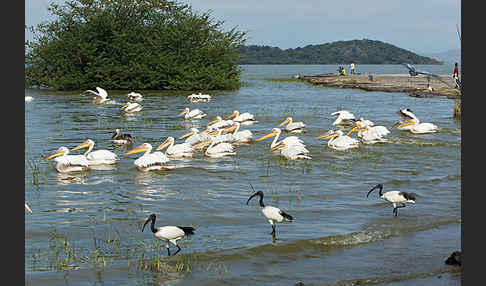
<box><xmin>453</xmin><ymin>62</ymin><xmax>460</xmax><ymax>89</ymax></box>
<box><xmin>350</xmin><ymin>63</ymin><xmax>355</xmax><ymax>75</ymax></box>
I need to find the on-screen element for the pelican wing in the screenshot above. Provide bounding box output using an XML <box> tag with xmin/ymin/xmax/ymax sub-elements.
<box><xmin>167</xmin><ymin>143</ymin><xmax>194</xmax><ymax>155</ymax></box>
<box><xmin>207</xmin><ymin>142</ymin><xmax>234</xmax><ymax>155</ymax></box>
<box><xmin>134</xmin><ymin>152</ymin><xmax>169</xmax><ymax>168</ymax></box>
<box><xmin>234</xmin><ymin>112</ymin><xmax>254</xmax><ymax>122</ymax></box>
<box><xmin>87</xmin><ymin>150</ymin><xmax>119</xmax><ymax>161</ymax></box>
<box><xmin>96</xmin><ymin>87</ymin><xmax>108</xmax><ymax>99</ymax></box>
<box><xmin>233</xmin><ymin>130</ymin><xmax>253</xmax><ymax>142</ymax></box>
<box><xmin>187</xmin><ymin>109</ymin><xmax>206</xmax><ymax>119</ymax></box>
<box><xmin>286</xmin><ymin>121</ymin><xmax>305</xmax><ymax>131</ymax></box>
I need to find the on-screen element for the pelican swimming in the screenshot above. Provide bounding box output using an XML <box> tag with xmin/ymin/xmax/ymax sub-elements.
<box><xmin>25</xmin><ymin>96</ymin><xmax>34</xmax><ymax>102</ymax></box>
<box><xmin>83</xmin><ymin>87</ymin><xmax>110</xmax><ymax>104</ymax></box>
<box><xmin>124</xmin><ymin>143</ymin><xmax>172</xmax><ymax>171</ymax></box>
<box><xmin>270</xmin><ymin>141</ymin><xmax>312</xmax><ymax>160</ymax></box>
<box><xmin>278</xmin><ymin>117</ymin><xmax>306</xmax><ymax>133</ymax></box>
<box><xmin>127</xmin><ymin>91</ymin><xmax>143</xmax><ymax>102</ymax></box>
<box><xmin>177</xmin><ymin>128</ymin><xmax>212</xmax><ymax>147</ymax></box>
<box><xmin>207</xmin><ymin>127</ymin><xmax>235</xmax><ymax>144</ymax></box>
<box><xmin>142</xmin><ymin>213</ymin><xmax>195</xmax><ymax>256</ymax></box>
<box><xmin>44</xmin><ymin>146</ymin><xmax>90</xmax><ymax>173</ymax></box>
<box><xmin>222</xmin><ymin>122</ymin><xmax>253</xmax><ymax>144</ymax></box>
<box><xmin>225</xmin><ymin>110</ymin><xmax>257</xmax><ymax>125</ymax></box>
<box><xmin>246</xmin><ymin>186</ymin><xmax>293</xmax><ymax>237</ymax></box>
<box><xmin>71</xmin><ymin>139</ymin><xmax>119</xmax><ymax>165</ymax></box>
<box><xmin>193</xmin><ymin>137</ymin><xmax>236</xmax><ymax>158</ymax></box>
<box><xmin>347</xmin><ymin>118</ymin><xmax>390</xmax><ymax>144</ymax></box>
<box><xmin>187</xmin><ymin>93</ymin><xmax>211</xmax><ymax>103</ymax></box>
<box><xmin>156</xmin><ymin>136</ymin><xmax>194</xmax><ymax>158</ymax></box>
<box><xmin>331</xmin><ymin>110</ymin><xmax>355</xmax><ymax>126</ymax></box>
<box><xmin>391</xmin><ymin>108</ymin><xmax>438</xmax><ymax>134</ymax></box>
<box><xmin>255</xmin><ymin>128</ymin><xmax>305</xmax><ymax>150</ymax></box>
<box><xmin>317</xmin><ymin>129</ymin><xmax>359</xmax><ymax>150</ymax></box>
<box><xmin>121</xmin><ymin>101</ymin><xmax>143</xmax><ymax>113</ymax></box>
<box><xmin>111</xmin><ymin>129</ymin><xmax>134</xmax><ymax>145</ymax></box>
<box><xmin>367</xmin><ymin>183</ymin><xmax>416</xmax><ymax>216</ymax></box>
<box><xmin>207</xmin><ymin>116</ymin><xmax>234</xmax><ymax>129</ymax></box>
<box><xmin>178</xmin><ymin>107</ymin><xmax>207</xmax><ymax>120</ymax></box>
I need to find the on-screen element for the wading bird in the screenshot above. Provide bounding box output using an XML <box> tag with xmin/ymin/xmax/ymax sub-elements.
<box><xmin>156</xmin><ymin>136</ymin><xmax>194</xmax><ymax>158</ymax></box>
<box><xmin>127</xmin><ymin>91</ymin><xmax>143</xmax><ymax>102</ymax></box>
<box><xmin>71</xmin><ymin>139</ymin><xmax>119</xmax><ymax>165</ymax></box>
<box><xmin>44</xmin><ymin>146</ymin><xmax>90</xmax><ymax>173</ymax></box>
<box><xmin>347</xmin><ymin>118</ymin><xmax>390</xmax><ymax>144</ymax></box>
<box><xmin>120</xmin><ymin>101</ymin><xmax>143</xmax><ymax>113</ymax></box>
<box><xmin>317</xmin><ymin>129</ymin><xmax>359</xmax><ymax>150</ymax></box>
<box><xmin>225</xmin><ymin>110</ymin><xmax>257</xmax><ymax>125</ymax></box>
<box><xmin>278</xmin><ymin>117</ymin><xmax>306</xmax><ymax>133</ymax></box>
<box><xmin>111</xmin><ymin>129</ymin><xmax>134</xmax><ymax>145</ymax></box>
<box><xmin>246</xmin><ymin>186</ymin><xmax>293</xmax><ymax>237</ymax></box>
<box><xmin>178</xmin><ymin>107</ymin><xmax>206</xmax><ymax>120</ymax></box>
<box><xmin>142</xmin><ymin>213</ymin><xmax>195</xmax><ymax>256</ymax></box>
<box><xmin>331</xmin><ymin>110</ymin><xmax>355</xmax><ymax>126</ymax></box>
<box><xmin>366</xmin><ymin>184</ymin><xmax>416</xmax><ymax>216</ymax></box>
<box><xmin>391</xmin><ymin>109</ymin><xmax>438</xmax><ymax>134</ymax></box>
<box><xmin>187</xmin><ymin>93</ymin><xmax>211</xmax><ymax>103</ymax></box>
<box><xmin>83</xmin><ymin>87</ymin><xmax>110</xmax><ymax>104</ymax></box>
<box><xmin>124</xmin><ymin>143</ymin><xmax>172</xmax><ymax>171</ymax></box>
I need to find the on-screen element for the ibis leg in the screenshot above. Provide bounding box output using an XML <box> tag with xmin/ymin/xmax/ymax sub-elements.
<box><xmin>173</xmin><ymin>245</ymin><xmax>182</xmax><ymax>256</ymax></box>
<box><xmin>270</xmin><ymin>225</ymin><xmax>276</xmax><ymax>236</ymax></box>
<box><xmin>167</xmin><ymin>247</ymin><xmax>171</xmax><ymax>256</ymax></box>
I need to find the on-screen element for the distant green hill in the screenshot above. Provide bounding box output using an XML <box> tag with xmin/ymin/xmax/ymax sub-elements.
<box><xmin>237</xmin><ymin>39</ymin><xmax>442</xmax><ymax>65</ymax></box>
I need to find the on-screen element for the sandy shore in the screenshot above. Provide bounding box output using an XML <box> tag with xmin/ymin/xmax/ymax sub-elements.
<box><xmin>298</xmin><ymin>73</ymin><xmax>461</xmax><ymax>98</ymax></box>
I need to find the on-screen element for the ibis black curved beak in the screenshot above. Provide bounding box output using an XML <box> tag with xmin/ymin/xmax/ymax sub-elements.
<box><xmin>142</xmin><ymin>216</ymin><xmax>152</xmax><ymax>232</ymax></box>
<box><xmin>367</xmin><ymin>184</ymin><xmax>383</xmax><ymax>198</ymax></box>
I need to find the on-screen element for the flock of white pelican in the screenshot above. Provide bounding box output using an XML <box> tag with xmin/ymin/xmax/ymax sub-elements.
<box><xmin>43</xmin><ymin>87</ymin><xmax>439</xmax><ymax>174</ymax></box>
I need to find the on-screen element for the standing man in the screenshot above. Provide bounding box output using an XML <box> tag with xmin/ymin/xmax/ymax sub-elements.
<box><xmin>452</xmin><ymin>62</ymin><xmax>460</xmax><ymax>89</ymax></box>
<box><xmin>350</xmin><ymin>63</ymin><xmax>355</xmax><ymax>75</ymax></box>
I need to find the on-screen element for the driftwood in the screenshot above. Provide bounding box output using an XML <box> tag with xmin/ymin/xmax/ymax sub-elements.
<box><xmin>299</xmin><ymin>74</ymin><xmax>461</xmax><ymax>98</ymax></box>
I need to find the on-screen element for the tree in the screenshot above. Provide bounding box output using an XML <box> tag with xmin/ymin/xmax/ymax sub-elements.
<box><xmin>25</xmin><ymin>0</ymin><xmax>246</xmax><ymax>91</ymax></box>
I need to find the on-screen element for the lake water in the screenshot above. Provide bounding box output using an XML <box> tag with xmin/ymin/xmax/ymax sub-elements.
<box><xmin>25</xmin><ymin>64</ymin><xmax>461</xmax><ymax>285</ymax></box>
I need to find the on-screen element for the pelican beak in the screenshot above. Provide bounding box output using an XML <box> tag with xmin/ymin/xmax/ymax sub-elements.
<box><xmin>44</xmin><ymin>149</ymin><xmax>65</xmax><ymax>160</ymax></box>
<box><xmin>207</xmin><ymin>118</ymin><xmax>219</xmax><ymax>126</ymax></box>
<box><xmin>225</xmin><ymin>112</ymin><xmax>237</xmax><ymax>120</ymax></box>
<box><xmin>124</xmin><ymin>145</ymin><xmax>148</xmax><ymax>157</ymax></box>
<box><xmin>193</xmin><ymin>139</ymin><xmax>212</xmax><ymax>149</ymax></box>
<box><xmin>346</xmin><ymin>126</ymin><xmax>359</xmax><ymax>136</ymax></box>
<box><xmin>278</xmin><ymin>118</ymin><xmax>290</xmax><ymax>127</ymax></box>
<box><xmin>317</xmin><ymin>131</ymin><xmax>337</xmax><ymax>140</ymax></box>
<box><xmin>222</xmin><ymin>125</ymin><xmax>237</xmax><ymax>134</ymax></box>
<box><xmin>155</xmin><ymin>139</ymin><xmax>171</xmax><ymax>151</ymax></box>
<box><xmin>391</xmin><ymin>122</ymin><xmax>401</xmax><ymax>129</ymax></box>
<box><xmin>208</xmin><ymin>130</ymin><xmax>219</xmax><ymax>136</ymax></box>
<box><xmin>270</xmin><ymin>143</ymin><xmax>286</xmax><ymax>152</ymax></box>
<box><xmin>120</xmin><ymin>103</ymin><xmax>129</xmax><ymax>110</ymax></box>
<box><xmin>178</xmin><ymin>129</ymin><xmax>195</xmax><ymax>140</ymax></box>
<box><xmin>200</xmin><ymin>127</ymin><xmax>211</xmax><ymax>135</ymax></box>
<box><xmin>71</xmin><ymin>142</ymin><xmax>90</xmax><ymax>151</ymax></box>
<box><xmin>178</xmin><ymin>109</ymin><xmax>188</xmax><ymax>116</ymax></box>
<box><xmin>255</xmin><ymin>130</ymin><xmax>277</xmax><ymax>142</ymax></box>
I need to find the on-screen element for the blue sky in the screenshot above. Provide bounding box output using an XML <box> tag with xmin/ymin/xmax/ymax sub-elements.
<box><xmin>25</xmin><ymin>0</ymin><xmax>461</xmax><ymax>54</ymax></box>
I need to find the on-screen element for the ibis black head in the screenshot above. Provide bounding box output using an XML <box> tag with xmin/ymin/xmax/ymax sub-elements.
<box><xmin>142</xmin><ymin>214</ymin><xmax>156</xmax><ymax>232</ymax></box>
<box><xmin>367</xmin><ymin>184</ymin><xmax>384</xmax><ymax>198</ymax></box>
<box><xmin>247</xmin><ymin>184</ymin><xmax>265</xmax><ymax>207</ymax></box>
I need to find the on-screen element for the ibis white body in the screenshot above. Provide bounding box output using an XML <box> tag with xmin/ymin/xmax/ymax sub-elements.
<box><xmin>367</xmin><ymin>184</ymin><xmax>416</xmax><ymax>216</ymax></box>
<box><xmin>247</xmin><ymin>190</ymin><xmax>293</xmax><ymax>236</ymax></box>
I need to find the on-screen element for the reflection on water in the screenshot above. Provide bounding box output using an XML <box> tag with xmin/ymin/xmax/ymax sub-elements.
<box><xmin>25</xmin><ymin>65</ymin><xmax>460</xmax><ymax>286</ymax></box>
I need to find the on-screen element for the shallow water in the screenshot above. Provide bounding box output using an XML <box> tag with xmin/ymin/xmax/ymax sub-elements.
<box><xmin>25</xmin><ymin>64</ymin><xmax>461</xmax><ymax>285</ymax></box>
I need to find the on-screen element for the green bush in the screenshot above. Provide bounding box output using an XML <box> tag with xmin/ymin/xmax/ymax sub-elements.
<box><xmin>25</xmin><ymin>0</ymin><xmax>246</xmax><ymax>91</ymax></box>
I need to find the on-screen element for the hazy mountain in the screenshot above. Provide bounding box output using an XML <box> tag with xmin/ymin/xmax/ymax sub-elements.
<box><xmin>423</xmin><ymin>48</ymin><xmax>461</xmax><ymax>65</ymax></box>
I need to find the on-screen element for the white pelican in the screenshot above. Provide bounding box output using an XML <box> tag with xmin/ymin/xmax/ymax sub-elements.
<box><xmin>187</xmin><ymin>93</ymin><xmax>211</xmax><ymax>103</ymax></box>
<box><xmin>44</xmin><ymin>146</ymin><xmax>90</xmax><ymax>173</ymax></box>
<box><xmin>111</xmin><ymin>129</ymin><xmax>134</xmax><ymax>145</ymax></box>
<box><xmin>120</xmin><ymin>101</ymin><xmax>143</xmax><ymax>113</ymax></box>
<box><xmin>317</xmin><ymin>129</ymin><xmax>359</xmax><ymax>151</ymax></box>
<box><xmin>142</xmin><ymin>213</ymin><xmax>195</xmax><ymax>256</ymax></box>
<box><xmin>178</xmin><ymin>107</ymin><xmax>207</xmax><ymax>120</ymax></box>
<box><xmin>193</xmin><ymin>137</ymin><xmax>236</xmax><ymax>158</ymax></box>
<box><xmin>255</xmin><ymin>128</ymin><xmax>305</xmax><ymax>150</ymax></box>
<box><xmin>222</xmin><ymin>122</ymin><xmax>253</xmax><ymax>144</ymax></box>
<box><xmin>127</xmin><ymin>91</ymin><xmax>143</xmax><ymax>102</ymax></box>
<box><xmin>347</xmin><ymin>119</ymin><xmax>390</xmax><ymax>144</ymax></box>
<box><xmin>71</xmin><ymin>139</ymin><xmax>119</xmax><ymax>165</ymax></box>
<box><xmin>246</xmin><ymin>187</ymin><xmax>293</xmax><ymax>237</ymax></box>
<box><xmin>225</xmin><ymin>110</ymin><xmax>257</xmax><ymax>125</ymax></box>
<box><xmin>278</xmin><ymin>117</ymin><xmax>306</xmax><ymax>133</ymax></box>
<box><xmin>83</xmin><ymin>87</ymin><xmax>110</xmax><ymax>104</ymax></box>
<box><xmin>207</xmin><ymin>116</ymin><xmax>234</xmax><ymax>129</ymax></box>
<box><xmin>391</xmin><ymin>109</ymin><xmax>438</xmax><ymax>134</ymax></box>
<box><xmin>367</xmin><ymin>184</ymin><xmax>416</xmax><ymax>216</ymax></box>
<box><xmin>156</xmin><ymin>136</ymin><xmax>194</xmax><ymax>158</ymax></box>
<box><xmin>124</xmin><ymin>143</ymin><xmax>172</xmax><ymax>171</ymax></box>
<box><xmin>207</xmin><ymin>127</ymin><xmax>235</xmax><ymax>144</ymax></box>
<box><xmin>270</xmin><ymin>141</ymin><xmax>312</xmax><ymax>160</ymax></box>
<box><xmin>331</xmin><ymin>110</ymin><xmax>355</xmax><ymax>126</ymax></box>
<box><xmin>25</xmin><ymin>96</ymin><xmax>34</xmax><ymax>102</ymax></box>
<box><xmin>25</xmin><ymin>203</ymin><xmax>32</xmax><ymax>214</ymax></box>
<box><xmin>177</xmin><ymin>128</ymin><xmax>212</xmax><ymax>147</ymax></box>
